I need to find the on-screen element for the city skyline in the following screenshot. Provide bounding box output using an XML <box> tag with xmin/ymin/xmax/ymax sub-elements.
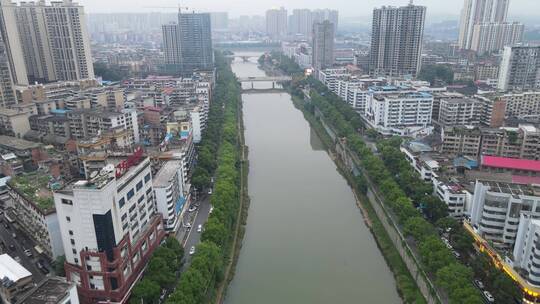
<box><xmin>78</xmin><ymin>0</ymin><xmax>540</xmax><ymax>18</ymax></box>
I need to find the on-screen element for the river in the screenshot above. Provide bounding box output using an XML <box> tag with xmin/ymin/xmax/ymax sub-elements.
<box><xmin>224</xmin><ymin>52</ymin><xmax>400</xmax><ymax>304</ymax></box>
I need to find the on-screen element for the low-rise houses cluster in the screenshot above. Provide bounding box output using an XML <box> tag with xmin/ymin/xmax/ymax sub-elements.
<box><xmin>0</xmin><ymin>69</ymin><xmax>213</xmax><ymax>303</ymax></box>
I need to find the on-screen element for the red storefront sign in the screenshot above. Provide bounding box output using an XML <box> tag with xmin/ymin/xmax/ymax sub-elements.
<box><xmin>115</xmin><ymin>147</ymin><xmax>144</xmax><ymax>178</ymax></box>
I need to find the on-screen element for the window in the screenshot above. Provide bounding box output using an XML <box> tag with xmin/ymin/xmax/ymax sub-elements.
<box><xmin>127</xmin><ymin>189</ymin><xmax>135</xmax><ymax>200</ymax></box>
<box><xmin>74</xmin><ymin>258</ymin><xmax>79</xmax><ymax>264</ymax></box>
<box><xmin>66</xmin><ymin>216</ymin><xmax>71</xmax><ymax>222</ymax></box>
<box><xmin>61</xmin><ymin>198</ymin><xmax>73</xmax><ymax>205</ymax></box>
<box><xmin>118</xmin><ymin>197</ymin><xmax>125</xmax><ymax>208</ymax></box>
<box><xmin>69</xmin><ymin>230</ymin><xmax>73</xmax><ymax>236</ymax></box>
<box><xmin>72</xmin><ymin>248</ymin><xmax>77</xmax><ymax>254</ymax></box>
<box><xmin>138</xmin><ymin>196</ymin><xmax>145</xmax><ymax>204</ymax></box>
<box><xmin>144</xmin><ymin>173</ymin><xmax>151</xmax><ymax>183</ymax></box>
<box><xmin>121</xmin><ymin>213</ymin><xmax>127</xmax><ymax>221</ymax></box>
<box><xmin>70</xmin><ymin>239</ymin><xmax>75</xmax><ymax>245</ymax></box>
<box><xmin>136</xmin><ymin>181</ymin><xmax>143</xmax><ymax>191</ymax></box>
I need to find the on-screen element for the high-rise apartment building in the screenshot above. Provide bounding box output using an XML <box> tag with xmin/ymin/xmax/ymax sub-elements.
<box><xmin>458</xmin><ymin>0</ymin><xmax>522</xmax><ymax>53</ymax></box>
<box><xmin>210</xmin><ymin>12</ymin><xmax>228</xmax><ymax>30</ymax></box>
<box><xmin>0</xmin><ymin>35</ymin><xmax>15</xmax><ymax>108</ymax></box>
<box><xmin>13</xmin><ymin>0</ymin><xmax>94</xmax><ymax>82</ymax></box>
<box><xmin>162</xmin><ymin>12</ymin><xmax>214</xmax><ymax>75</ymax></box>
<box><xmin>312</xmin><ymin>20</ymin><xmax>335</xmax><ymax>71</ymax></box>
<box><xmin>162</xmin><ymin>22</ymin><xmax>181</xmax><ymax>70</ymax></box>
<box><xmin>178</xmin><ymin>12</ymin><xmax>213</xmax><ymax>73</ymax></box>
<box><xmin>0</xmin><ymin>0</ymin><xmax>28</xmax><ymax>85</ymax></box>
<box><xmin>498</xmin><ymin>45</ymin><xmax>540</xmax><ymax>92</ymax></box>
<box><xmin>470</xmin><ymin>22</ymin><xmax>524</xmax><ymax>54</ymax></box>
<box><xmin>369</xmin><ymin>4</ymin><xmax>426</xmax><ymax>77</ymax></box>
<box><xmin>288</xmin><ymin>9</ymin><xmax>339</xmax><ymax>37</ymax></box>
<box><xmin>265</xmin><ymin>7</ymin><xmax>287</xmax><ymax>39</ymax></box>
<box><xmin>289</xmin><ymin>9</ymin><xmax>312</xmax><ymax>36</ymax></box>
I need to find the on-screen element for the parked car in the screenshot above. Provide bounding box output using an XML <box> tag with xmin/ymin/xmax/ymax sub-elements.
<box><xmin>8</xmin><ymin>244</ymin><xmax>15</xmax><ymax>251</ymax></box>
<box><xmin>483</xmin><ymin>291</ymin><xmax>495</xmax><ymax>303</ymax></box>
<box><xmin>36</xmin><ymin>261</ymin><xmax>49</xmax><ymax>274</ymax></box>
<box><xmin>474</xmin><ymin>279</ymin><xmax>485</xmax><ymax>290</ymax></box>
<box><xmin>208</xmin><ymin>188</ymin><xmax>213</xmax><ymax>195</ymax></box>
<box><xmin>189</xmin><ymin>246</ymin><xmax>196</xmax><ymax>255</ymax></box>
<box><xmin>188</xmin><ymin>205</ymin><xmax>197</xmax><ymax>212</ymax></box>
<box><xmin>197</xmin><ymin>225</ymin><xmax>202</xmax><ymax>233</ymax></box>
<box><xmin>4</xmin><ymin>223</ymin><xmax>9</xmax><ymax>229</ymax></box>
<box><xmin>14</xmin><ymin>256</ymin><xmax>21</xmax><ymax>263</ymax></box>
<box><xmin>452</xmin><ymin>251</ymin><xmax>461</xmax><ymax>259</ymax></box>
<box><xmin>24</xmin><ymin>249</ymin><xmax>32</xmax><ymax>257</ymax></box>
<box><xmin>209</xmin><ymin>206</ymin><xmax>214</xmax><ymax>214</ymax></box>
<box><xmin>11</xmin><ymin>233</ymin><xmax>16</xmax><ymax>239</ymax></box>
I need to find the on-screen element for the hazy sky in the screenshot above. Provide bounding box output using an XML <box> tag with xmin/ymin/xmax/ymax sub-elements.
<box><xmin>80</xmin><ymin>0</ymin><xmax>540</xmax><ymax>17</ymax></box>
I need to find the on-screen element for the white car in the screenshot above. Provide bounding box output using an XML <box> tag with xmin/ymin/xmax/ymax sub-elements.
<box><xmin>189</xmin><ymin>246</ymin><xmax>196</xmax><ymax>255</ymax></box>
<box><xmin>483</xmin><ymin>291</ymin><xmax>495</xmax><ymax>303</ymax></box>
<box><xmin>14</xmin><ymin>256</ymin><xmax>21</xmax><ymax>263</ymax></box>
<box><xmin>474</xmin><ymin>279</ymin><xmax>484</xmax><ymax>290</ymax></box>
<box><xmin>197</xmin><ymin>225</ymin><xmax>202</xmax><ymax>233</ymax></box>
<box><xmin>24</xmin><ymin>249</ymin><xmax>32</xmax><ymax>257</ymax></box>
<box><xmin>209</xmin><ymin>206</ymin><xmax>214</xmax><ymax>214</ymax></box>
<box><xmin>208</xmin><ymin>188</ymin><xmax>213</xmax><ymax>195</ymax></box>
<box><xmin>188</xmin><ymin>206</ymin><xmax>197</xmax><ymax>212</ymax></box>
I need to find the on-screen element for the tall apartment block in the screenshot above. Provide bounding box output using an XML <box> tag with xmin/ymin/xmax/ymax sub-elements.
<box><xmin>265</xmin><ymin>7</ymin><xmax>287</xmax><ymax>40</ymax></box>
<box><xmin>289</xmin><ymin>9</ymin><xmax>312</xmax><ymax>36</ymax></box>
<box><xmin>289</xmin><ymin>9</ymin><xmax>338</xmax><ymax>37</ymax></box>
<box><xmin>178</xmin><ymin>12</ymin><xmax>213</xmax><ymax>73</ymax></box>
<box><xmin>470</xmin><ymin>22</ymin><xmax>524</xmax><ymax>54</ymax></box>
<box><xmin>369</xmin><ymin>4</ymin><xmax>426</xmax><ymax>77</ymax></box>
<box><xmin>54</xmin><ymin>153</ymin><xmax>165</xmax><ymax>303</ymax></box>
<box><xmin>14</xmin><ymin>0</ymin><xmax>94</xmax><ymax>82</ymax></box>
<box><xmin>0</xmin><ymin>35</ymin><xmax>15</xmax><ymax>108</ymax></box>
<box><xmin>498</xmin><ymin>45</ymin><xmax>540</xmax><ymax>92</ymax></box>
<box><xmin>162</xmin><ymin>12</ymin><xmax>214</xmax><ymax>75</ymax></box>
<box><xmin>162</xmin><ymin>22</ymin><xmax>181</xmax><ymax>72</ymax></box>
<box><xmin>458</xmin><ymin>0</ymin><xmax>523</xmax><ymax>53</ymax></box>
<box><xmin>0</xmin><ymin>0</ymin><xmax>28</xmax><ymax>85</ymax></box>
<box><xmin>312</xmin><ymin>20</ymin><xmax>335</xmax><ymax>71</ymax></box>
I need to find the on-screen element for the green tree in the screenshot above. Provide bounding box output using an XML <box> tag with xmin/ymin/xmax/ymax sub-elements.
<box><xmin>130</xmin><ymin>278</ymin><xmax>161</xmax><ymax>304</ymax></box>
<box><xmin>418</xmin><ymin>65</ymin><xmax>454</xmax><ymax>85</ymax></box>
<box><xmin>53</xmin><ymin>255</ymin><xmax>66</xmax><ymax>277</ymax></box>
<box><xmin>421</xmin><ymin>196</ymin><xmax>449</xmax><ymax>222</ymax></box>
<box><xmin>191</xmin><ymin>168</ymin><xmax>211</xmax><ymax>191</ymax></box>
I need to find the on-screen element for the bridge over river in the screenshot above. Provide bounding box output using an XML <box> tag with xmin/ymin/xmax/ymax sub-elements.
<box><xmin>238</xmin><ymin>76</ymin><xmax>292</xmax><ymax>93</ymax></box>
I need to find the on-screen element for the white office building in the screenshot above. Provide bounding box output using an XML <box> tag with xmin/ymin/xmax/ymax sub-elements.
<box><xmin>153</xmin><ymin>160</ymin><xmax>189</xmax><ymax>232</ymax></box>
<box><xmin>53</xmin><ymin>153</ymin><xmax>165</xmax><ymax>303</ymax></box>
<box><xmin>364</xmin><ymin>86</ymin><xmax>434</xmax><ymax>136</ymax></box>
<box><xmin>470</xmin><ymin>180</ymin><xmax>540</xmax><ymax>250</ymax></box>
<box><xmin>513</xmin><ymin>214</ymin><xmax>540</xmax><ymax>287</ymax></box>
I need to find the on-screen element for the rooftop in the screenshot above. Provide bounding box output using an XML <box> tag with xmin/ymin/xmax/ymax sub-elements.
<box><xmin>9</xmin><ymin>172</ymin><xmax>56</xmax><ymax>213</ymax></box>
<box><xmin>16</xmin><ymin>277</ymin><xmax>74</xmax><ymax>304</ymax></box>
<box><xmin>481</xmin><ymin>156</ymin><xmax>540</xmax><ymax>173</ymax></box>
<box><xmin>153</xmin><ymin>160</ymin><xmax>182</xmax><ymax>188</ymax></box>
<box><xmin>480</xmin><ymin>180</ymin><xmax>540</xmax><ymax>197</ymax></box>
<box><xmin>0</xmin><ymin>254</ymin><xmax>32</xmax><ymax>284</ymax></box>
<box><xmin>0</xmin><ymin>135</ymin><xmax>41</xmax><ymax>151</ymax></box>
